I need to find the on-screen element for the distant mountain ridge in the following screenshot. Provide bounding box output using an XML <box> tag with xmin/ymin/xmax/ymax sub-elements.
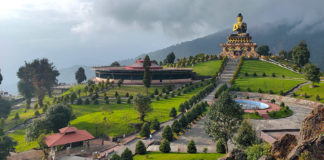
<box><xmin>119</xmin><ymin>23</ymin><xmax>324</xmax><ymax>71</ymax></box>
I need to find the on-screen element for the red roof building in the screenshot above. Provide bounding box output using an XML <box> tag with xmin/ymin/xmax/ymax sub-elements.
<box><xmin>45</xmin><ymin>126</ymin><xmax>94</xmax><ymax>147</ymax></box>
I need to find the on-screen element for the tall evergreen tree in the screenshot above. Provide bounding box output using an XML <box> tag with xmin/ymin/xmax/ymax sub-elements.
<box><xmin>75</xmin><ymin>67</ymin><xmax>87</xmax><ymax>84</ymax></box>
<box><xmin>234</xmin><ymin>120</ymin><xmax>257</xmax><ymax>149</ymax></box>
<box><xmin>143</xmin><ymin>55</ymin><xmax>151</xmax><ymax>95</ymax></box>
<box><xmin>121</xmin><ymin>147</ymin><xmax>133</xmax><ymax>160</ymax></box>
<box><xmin>18</xmin><ymin>80</ymin><xmax>34</xmax><ymax>109</ymax></box>
<box><xmin>164</xmin><ymin>52</ymin><xmax>176</xmax><ymax>64</ymax></box>
<box><xmin>292</xmin><ymin>40</ymin><xmax>310</xmax><ymax>66</ymax></box>
<box><xmin>134</xmin><ymin>94</ymin><xmax>152</xmax><ymax>122</ymax></box>
<box><xmin>205</xmin><ymin>91</ymin><xmax>244</xmax><ymax>153</ymax></box>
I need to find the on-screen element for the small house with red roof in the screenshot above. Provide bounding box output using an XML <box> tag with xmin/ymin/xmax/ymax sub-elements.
<box><xmin>45</xmin><ymin>126</ymin><xmax>94</xmax><ymax>158</ymax></box>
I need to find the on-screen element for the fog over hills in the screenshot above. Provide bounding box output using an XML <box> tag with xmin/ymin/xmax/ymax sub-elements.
<box><xmin>119</xmin><ymin>23</ymin><xmax>324</xmax><ymax>71</ymax></box>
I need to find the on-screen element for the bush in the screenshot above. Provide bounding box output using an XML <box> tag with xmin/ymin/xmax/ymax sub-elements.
<box><xmin>154</xmin><ymin>88</ymin><xmax>159</xmax><ymax>95</ymax></box>
<box><xmin>203</xmin><ymin>148</ymin><xmax>208</xmax><ymax>153</ymax></box>
<box><xmin>245</xmin><ymin>72</ymin><xmax>249</xmax><ymax>76</ymax></box>
<box><xmin>139</xmin><ymin>122</ymin><xmax>150</xmax><ymax>138</ymax></box>
<box><xmin>164</xmin><ymin>95</ymin><xmax>168</xmax><ymax>99</ymax></box>
<box><xmin>234</xmin><ymin>120</ymin><xmax>257</xmax><ymax>148</ymax></box>
<box><xmin>280</xmin><ymin>102</ymin><xmax>285</xmax><ymax>108</ymax></box>
<box><xmin>270</xmin><ymin>99</ymin><xmax>276</xmax><ymax>103</ymax></box>
<box><xmin>171</xmin><ymin>120</ymin><xmax>181</xmax><ymax>134</ymax></box>
<box><xmin>115</xmin><ymin>91</ymin><xmax>119</xmax><ymax>97</ymax></box>
<box><xmin>84</xmin><ymin>98</ymin><xmax>90</xmax><ymax>104</ymax></box>
<box><xmin>316</xmin><ymin>94</ymin><xmax>320</xmax><ymax>101</ymax></box>
<box><xmin>279</xmin><ymin>90</ymin><xmax>284</xmax><ymax>96</ymax></box>
<box><xmin>127</xmin><ymin>98</ymin><xmax>131</xmax><ymax>104</ymax></box>
<box><xmin>76</xmin><ymin>98</ymin><xmax>83</xmax><ymax>105</ymax></box>
<box><xmin>216</xmin><ymin>139</ymin><xmax>226</xmax><ymax>153</ymax></box>
<box><xmin>159</xmin><ymin>139</ymin><xmax>171</xmax><ymax>153</ymax></box>
<box><xmin>262</xmin><ymin>72</ymin><xmax>266</xmax><ymax>77</ymax></box>
<box><xmin>125</xmin><ymin>92</ymin><xmax>129</xmax><ymax>97</ymax></box>
<box><xmin>247</xmin><ymin>88</ymin><xmax>251</xmax><ymax>92</ymax></box>
<box><xmin>258</xmin><ymin>88</ymin><xmax>262</xmax><ymax>93</ymax></box>
<box><xmin>272</xmin><ymin>73</ymin><xmax>276</xmax><ymax>77</ymax></box>
<box><xmin>169</xmin><ymin>107</ymin><xmax>177</xmax><ymax>118</ymax></box>
<box><xmin>253</xmin><ymin>72</ymin><xmax>257</xmax><ymax>77</ymax></box>
<box><xmin>121</xmin><ymin>148</ymin><xmax>133</xmax><ymax>160</ymax></box>
<box><xmin>116</xmin><ymin>96</ymin><xmax>121</xmax><ymax>104</ymax></box>
<box><xmin>179</xmin><ymin>115</ymin><xmax>188</xmax><ymax>128</ymax></box>
<box><xmin>246</xmin><ymin>144</ymin><xmax>271</xmax><ymax>160</ymax></box>
<box><xmin>269</xmin><ymin>90</ymin><xmax>274</xmax><ymax>94</ymax></box>
<box><xmin>34</xmin><ymin>111</ymin><xmax>40</xmax><ymax>117</ymax></box>
<box><xmin>178</xmin><ymin>103</ymin><xmax>185</xmax><ymax>113</ymax></box>
<box><xmin>110</xmin><ymin>153</ymin><xmax>121</xmax><ymax>160</ymax></box>
<box><xmin>155</xmin><ymin>96</ymin><xmax>160</xmax><ymax>101</ymax></box>
<box><xmin>93</xmin><ymin>99</ymin><xmax>99</xmax><ymax>104</ymax></box>
<box><xmin>14</xmin><ymin>113</ymin><xmax>20</xmax><ymax>120</ymax></box>
<box><xmin>135</xmin><ymin>140</ymin><xmax>146</xmax><ymax>155</ymax></box>
<box><xmin>151</xmin><ymin>118</ymin><xmax>160</xmax><ymax>131</ymax></box>
<box><xmin>187</xmin><ymin>140</ymin><xmax>197</xmax><ymax>153</ymax></box>
<box><xmin>162</xmin><ymin>125</ymin><xmax>173</xmax><ymax>141</ymax></box>
<box><xmin>215</xmin><ymin>84</ymin><xmax>228</xmax><ymax>98</ymax></box>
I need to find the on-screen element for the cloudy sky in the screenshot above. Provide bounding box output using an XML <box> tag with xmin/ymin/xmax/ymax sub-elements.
<box><xmin>1</xmin><ymin>0</ymin><xmax>324</xmax><ymax>94</ymax></box>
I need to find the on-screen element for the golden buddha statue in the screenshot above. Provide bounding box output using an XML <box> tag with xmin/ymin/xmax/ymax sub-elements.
<box><xmin>233</xmin><ymin>13</ymin><xmax>247</xmax><ymax>34</ymax></box>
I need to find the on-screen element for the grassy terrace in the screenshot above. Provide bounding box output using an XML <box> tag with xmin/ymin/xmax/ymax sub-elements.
<box><xmin>233</xmin><ymin>60</ymin><xmax>306</xmax><ymax>94</ymax></box>
<box><xmin>295</xmin><ymin>82</ymin><xmax>324</xmax><ymax>103</ymax></box>
<box><xmin>71</xmin><ymin>86</ymin><xmax>204</xmax><ymax>137</ymax></box>
<box><xmin>99</xmin><ymin>85</ymin><xmax>163</xmax><ymax>97</ymax></box>
<box><xmin>191</xmin><ymin>60</ymin><xmax>222</xmax><ymax>76</ymax></box>
<box><xmin>9</xmin><ymin>129</ymin><xmax>38</xmax><ymax>153</ymax></box>
<box><xmin>134</xmin><ymin>152</ymin><xmax>225</xmax><ymax>160</ymax></box>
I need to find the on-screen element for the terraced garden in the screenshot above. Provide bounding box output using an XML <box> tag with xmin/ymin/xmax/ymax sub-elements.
<box><xmin>233</xmin><ymin>60</ymin><xmax>306</xmax><ymax>94</ymax></box>
<box><xmin>295</xmin><ymin>82</ymin><xmax>324</xmax><ymax>103</ymax></box>
<box><xmin>191</xmin><ymin>60</ymin><xmax>222</xmax><ymax>76</ymax></box>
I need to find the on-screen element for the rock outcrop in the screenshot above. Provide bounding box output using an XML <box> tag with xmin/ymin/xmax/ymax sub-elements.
<box><xmin>270</xmin><ymin>105</ymin><xmax>324</xmax><ymax>160</ymax></box>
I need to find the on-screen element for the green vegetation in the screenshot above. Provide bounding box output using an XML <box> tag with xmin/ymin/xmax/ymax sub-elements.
<box><xmin>295</xmin><ymin>82</ymin><xmax>324</xmax><ymax>103</ymax></box>
<box><xmin>134</xmin><ymin>152</ymin><xmax>225</xmax><ymax>160</ymax></box>
<box><xmin>191</xmin><ymin>60</ymin><xmax>222</xmax><ymax>76</ymax></box>
<box><xmin>3</xmin><ymin>108</ymin><xmax>43</xmax><ymax>132</ymax></box>
<box><xmin>9</xmin><ymin>129</ymin><xmax>38</xmax><ymax>152</ymax></box>
<box><xmin>268</xmin><ymin>106</ymin><xmax>293</xmax><ymax>119</ymax></box>
<box><xmin>243</xmin><ymin>113</ymin><xmax>263</xmax><ymax>119</ymax></box>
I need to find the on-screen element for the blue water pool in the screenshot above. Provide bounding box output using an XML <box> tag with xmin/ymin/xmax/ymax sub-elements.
<box><xmin>235</xmin><ymin>99</ymin><xmax>269</xmax><ymax>110</ymax></box>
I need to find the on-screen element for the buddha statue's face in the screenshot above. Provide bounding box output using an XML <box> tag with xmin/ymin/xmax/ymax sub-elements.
<box><xmin>237</xmin><ymin>16</ymin><xmax>243</xmax><ymax>22</ymax></box>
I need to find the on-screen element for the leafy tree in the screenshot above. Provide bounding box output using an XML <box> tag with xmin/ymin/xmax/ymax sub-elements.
<box><xmin>0</xmin><ymin>134</ymin><xmax>17</xmax><ymax>159</ymax></box>
<box><xmin>169</xmin><ymin>107</ymin><xmax>177</xmax><ymax>118</ymax></box>
<box><xmin>134</xmin><ymin>94</ymin><xmax>152</xmax><ymax>122</ymax></box>
<box><xmin>162</xmin><ymin>125</ymin><xmax>173</xmax><ymax>141</ymax></box>
<box><xmin>45</xmin><ymin>104</ymin><xmax>72</xmax><ymax>132</ymax></box>
<box><xmin>75</xmin><ymin>67</ymin><xmax>87</xmax><ymax>84</ymax></box>
<box><xmin>159</xmin><ymin>139</ymin><xmax>171</xmax><ymax>153</ymax></box>
<box><xmin>135</xmin><ymin>140</ymin><xmax>146</xmax><ymax>155</ymax></box>
<box><xmin>303</xmin><ymin>63</ymin><xmax>320</xmax><ymax>86</ymax></box>
<box><xmin>37</xmin><ymin>133</ymin><xmax>48</xmax><ymax>159</ymax></box>
<box><xmin>216</xmin><ymin>139</ymin><xmax>226</xmax><ymax>153</ymax></box>
<box><xmin>151</xmin><ymin>118</ymin><xmax>160</xmax><ymax>131</ymax></box>
<box><xmin>256</xmin><ymin>45</ymin><xmax>270</xmax><ymax>56</ymax></box>
<box><xmin>110</xmin><ymin>153</ymin><xmax>121</xmax><ymax>160</ymax></box>
<box><xmin>121</xmin><ymin>147</ymin><xmax>133</xmax><ymax>160</ymax></box>
<box><xmin>110</xmin><ymin>61</ymin><xmax>120</xmax><ymax>67</ymax></box>
<box><xmin>292</xmin><ymin>40</ymin><xmax>310</xmax><ymax>66</ymax></box>
<box><xmin>164</xmin><ymin>52</ymin><xmax>176</xmax><ymax>64</ymax></box>
<box><xmin>246</xmin><ymin>143</ymin><xmax>271</xmax><ymax>160</ymax></box>
<box><xmin>205</xmin><ymin>91</ymin><xmax>244</xmax><ymax>153</ymax></box>
<box><xmin>26</xmin><ymin>118</ymin><xmax>49</xmax><ymax>141</ymax></box>
<box><xmin>139</xmin><ymin>122</ymin><xmax>150</xmax><ymax>138</ymax></box>
<box><xmin>17</xmin><ymin>80</ymin><xmax>34</xmax><ymax>109</ymax></box>
<box><xmin>0</xmin><ymin>98</ymin><xmax>11</xmax><ymax>118</ymax></box>
<box><xmin>171</xmin><ymin>120</ymin><xmax>181</xmax><ymax>134</ymax></box>
<box><xmin>187</xmin><ymin>140</ymin><xmax>197</xmax><ymax>153</ymax></box>
<box><xmin>143</xmin><ymin>55</ymin><xmax>151</xmax><ymax>95</ymax></box>
<box><xmin>234</xmin><ymin>120</ymin><xmax>257</xmax><ymax>149</ymax></box>
<box><xmin>17</xmin><ymin>59</ymin><xmax>59</xmax><ymax>107</ymax></box>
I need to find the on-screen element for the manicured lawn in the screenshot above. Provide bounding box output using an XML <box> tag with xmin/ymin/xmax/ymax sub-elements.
<box><xmin>134</xmin><ymin>152</ymin><xmax>225</xmax><ymax>160</ymax></box>
<box><xmin>191</xmin><ymin>60</ymin><xmax>222</xmax><ymax>76</ymax></box>
<box><xmin>238</xmin><ymin>60</ymin><xmax>303</xmax><ymax>78</ymax></box>
<box><xmin>233</xmin><ymin>78</ymin><xmax>306</xmax><ymax>94</ymax></box>
<box><xmin>70</xmin><ymin>87</ymin><xmax>204</xmax><ymax>137</ymax></box>
<box><xmin>9</xmin><ymin>129</ymin><xmax>38</xmax><ymax>153</ymax></box>
<box><xmin>243</xmin><ymin>112</ymin><xmax>263</xmax><ymax>119</ymax></box>
<box><xmin>295</xmin><ymin>82</ymin><xmax>324</xmax><ymax>103</ymax></box>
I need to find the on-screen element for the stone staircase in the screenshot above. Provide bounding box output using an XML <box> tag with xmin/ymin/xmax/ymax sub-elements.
<box><xmin>219</xmin><ymin>58</ymin><xmax>239</xmax><ymax>85</ymax></box>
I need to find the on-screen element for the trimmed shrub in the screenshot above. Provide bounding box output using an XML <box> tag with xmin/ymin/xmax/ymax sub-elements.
<box><xmin>121</xmin><ymin>148</ymin><xmax>133</xmax><ymax>160</ymax></box>
<box><xmin>169</xmin><ymin>107</ymin><xmax>177</xmax><ymax>118</ymax></box>
<box><xmin>155</xmin><ymin>96</ymin><xmax>160</xmax><ymax>101</ymax></box>
<box><xmin>125</xmin><ymin>92</ymin><xmax>129</xmax><ymax>97</ymax></box>
<box><xmin>270</xmin><ymin>99</ymin><xmax>276</xmax><ymax>103</ymax></box>
<box><xmin>162</xmin><ymin>125</ymin><xmax>173</xmax><ymax>141</ymax></box>
<box><xmin>84</xmin><ymin>98</ymin><xmax>90</xmax><ymax>104</ymax></box>
<box><xmin>258</xmin><ymin>88</ymin><xmax>262</xmax><ymax>93</ymax></box>
<box><xmin>93</xmin><ymin>99</ymin><xmax>99</xmax><ymax>104</ymax></box>
<box><xmin>164</xmin><ymin>95</ymin><xmax>168</xmax><ymax>99</ymax></box>
<box><xmin>178</xmin><ymin>103</ymin><xmax>185</xmax><ymax>113</ymax></box>
<box><xmin>116</xmin><ymin>96</ymin><xmax>121</xmax><ymax>104</ymax></box>
<box><xmin>159</xmin><ymin>139</ymin><xmax>171</xmax><ymax>153</ymax></box>
<box><xmin>135</xmin><ymin>140</ymin><xmax>146</xmax><ymax>155</ymax></box>
<box><xmin>139</xmin><ymin>122</ymin><xmax>150</xmax><ymax>138</ymax></box>
<box><xmin>269</xmin><ymin>90</ymin><xmax>274</xmax><ymax>94</ymax></box>
<box><xmin>247</xmin><ymin>88</ymin><xmax>251</xmax><ymax>92</ymax></box>
<box><xmin>216</xmin><ymin>139</ymin><xmax>226</xmax><ymax>153</ymax></box>
<box><xmin>154</xmin><ymin>88</ymin><xmax>159</xmax><ymax>95</ymax></box>
<box><xmin>179</xmin><ymin>115</ymin><xmax>188</xmax><ymax>128</ymax></box>
<box><xmin>262</xmin><ymin>72</ymin><xmax>266</xmax><ymax>77</ymax></box>
<box><xmin>187</xmin><ymin>139</ymin><xmax>197</xmax><ymax>153</ymax></box>
<box><xmin>34</xmin><ymin>111</ymin><xmax>40</xmax><ymax>117</ymax></box>
<box><xmin>272</xmin><ymin>73</ymin><xmax>276</xmax><ymax>77</ymax></box>
<box><xmin>127</xmin><ymin>98</ymin><xmax>131</xmax><ymax>104</ymax></box>
<box><xmin>316</xmin><ymin>94</ymin><xmax>320</xmax><ymax>101</ymax></box>
<box><xmin>151</xmin><ymin>118</ymin><xmax>160</xmax><ymax>131</ymax></box>
<box><xmin>14</xmin><ymin>113</ymin><xmax>20</xmax><ymax>120</ymax></box>
<box><xmin>253</xmin><ymin>72</ymin><xmax>257</xmax><ymax>77</ymax></box>
<box><xmin>110</xmin><ymin>153</ymin><xmax>121</xmax><ymax>160</ymax></box>
<box><xmin>279</xmin><ymin>90</ymin><xmax>284</xmax><ymax>96</ymax></box>
<box><xmin>171</xmin><ymin>120</ymin><xmax>181</xmax><ymax>134</ymax></box>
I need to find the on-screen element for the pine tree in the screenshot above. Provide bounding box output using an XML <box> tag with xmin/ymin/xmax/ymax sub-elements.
<box><xmin>151</xmin><ymin>118</ymin><xmax>160</xmax><ymax>131</ymax></box>
<box><xmin>178</xmin><ymin>103</ymin><xmax>185</xmax><ymax>113</ymax></box>
<box><xmin>162</xmin><ymin>125</ymin><xmax>173</xmax><ymax>141</ymax></box>
<box><xmin>234</xmin><ymin>120</ymin><xmax>257</xmax><ymax>149</ymax></box>
<box><xmin>179</xmin><ymin>115</ymin><xmax>188</xmax><ymax>128</ymax></box>
<box><xmin>139</xmin><ymin>122</ymin><xmax>150</xmax><ymax>138</ymax></box>
<box><xmin>187</xmin><ymin>140</ymin><xmax>197</xmax><ymax>153</ymax></box>
<box><xmin>159</xmin><ymin>139</ymin><xmax>171</xmax><ymax>153</ymax></box>
<box><xmin>110</xmin><ymin>153</ymin><xmax>121</xmax><ymax>160</ymax></box>
<box><xmin>171</xmin><ymin>120</ymin><xmax>181</xmax><ymax>134</ymax></box>
<box><xmin>143</xmin><ymin>55</ymin><xmax>151</xmax><ymax>95</ymax></box>
<box><xmin>135</xmin><ymin>140</ymin><xmax>146</xmax><ymax>155</ymax></box>
<box><xmin>169</xmin><ymin>107</ymin><xmax>177</xmax><ymax>118</ymax></box>
<box><xmin>121</xmin><ymin>148</ymin><xmax>133</xmax><ymax>160</ymax></box>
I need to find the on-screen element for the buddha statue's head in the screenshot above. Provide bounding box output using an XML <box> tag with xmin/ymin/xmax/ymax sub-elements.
<box><xmin>237</xmin><ymin>13</ymin><xmax>243</xmax><ymax>23</ymax></box>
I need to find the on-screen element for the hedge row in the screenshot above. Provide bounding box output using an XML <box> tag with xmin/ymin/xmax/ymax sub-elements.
<box><xmin>214</xmin><ymin>83</ymin><xmax>228</xmax><ymax>98</ymax></box>
<box><xmin>230</xmin><ymin>57</ymin><xmax>243</xmax><ymax>85</ymax></box>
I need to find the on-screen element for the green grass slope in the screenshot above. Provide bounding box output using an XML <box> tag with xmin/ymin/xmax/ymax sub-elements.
<box><xmin>295</xmin><ymin>82</ymin><xmax>324</xmax><ymax>103</ymax></box>
<box><xmin>191</xmin><ymin>60</ymin><xmax>222</xmax><ymax>76</ymax></box>
<box><xmin>233</xmin><ymin>60</ymin><xmax>306</xmax><ymax>94</ymax></box>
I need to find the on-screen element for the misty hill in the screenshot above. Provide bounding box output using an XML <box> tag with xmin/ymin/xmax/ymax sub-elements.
<box><xmin>120</xmin><ymin>24</ymin><xmax>324</xmax><ymax>71</ymax></box>
<box><xmin>57</xmin><ymin>65</ymin><xmax>95</xmax><ymax>84</ymax></box>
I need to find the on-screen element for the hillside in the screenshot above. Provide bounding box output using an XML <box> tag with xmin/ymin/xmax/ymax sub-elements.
<box><xmin>120</xmin><ymin>23</ymin><xmax>324</xmax><ymax>71</ymax></box>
